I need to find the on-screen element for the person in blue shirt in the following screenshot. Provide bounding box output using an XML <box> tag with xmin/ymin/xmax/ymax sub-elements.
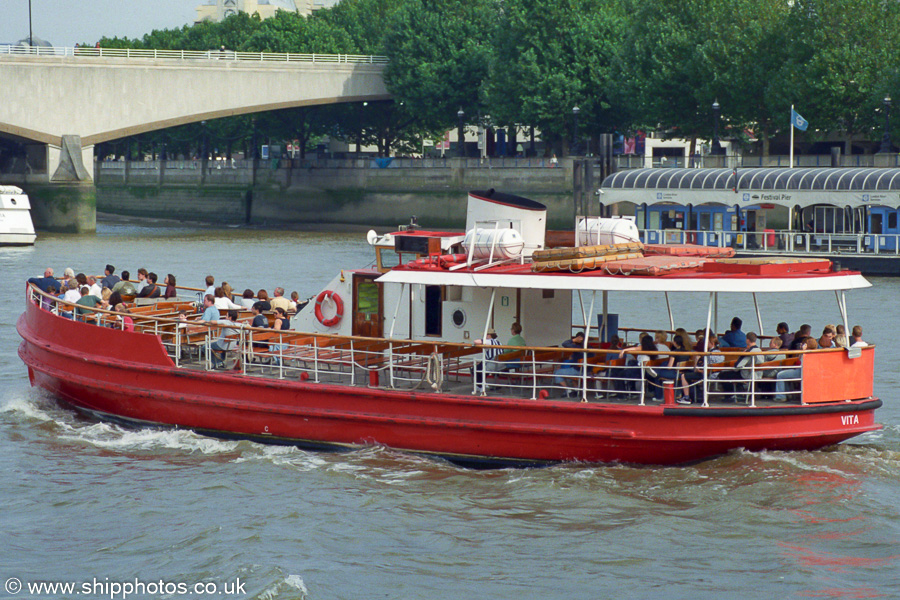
<box><xmin>719</xmin><ymin>317</ymin><xmax>746</xmax><ymax>348</ymax></box>
<box><xmin>28</xmin><ymin>267</ymin><xmax>58</xmax><ymax>293</ymax></box>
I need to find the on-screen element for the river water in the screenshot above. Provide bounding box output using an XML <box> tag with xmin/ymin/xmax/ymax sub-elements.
<box><xmin>1</xmin><ymin>222</ymin><xmax>898</xmax><ymax>600</ymax></box>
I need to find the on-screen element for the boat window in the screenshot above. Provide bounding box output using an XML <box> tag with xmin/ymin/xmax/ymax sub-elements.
<box><xmin>425</xmin><ymin>285</ymin><xmax>442</xmax><ymax>336</ymax></box>
<box><xmin>542</xmin><ymin>289</ymin><xmax>555</xmax><ymax>299</ymax></box>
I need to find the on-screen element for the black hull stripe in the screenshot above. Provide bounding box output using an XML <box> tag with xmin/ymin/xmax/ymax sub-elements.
<box><xmin>663</xmin><ymin>398</ymin><xmax>882</xmax><ymax>417</ymax></box>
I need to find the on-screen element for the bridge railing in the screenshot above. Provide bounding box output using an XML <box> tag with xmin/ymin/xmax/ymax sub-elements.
<box><xmin>0</xmin><ymin>45</ymin><xmax>388</xmax><ymax>64</ymax></box>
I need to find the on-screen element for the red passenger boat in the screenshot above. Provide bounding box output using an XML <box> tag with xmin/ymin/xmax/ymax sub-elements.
<box><xmin>17</xmin><ymin>191</ymin><xmax>881</xmax><ymax>467</ymax></box>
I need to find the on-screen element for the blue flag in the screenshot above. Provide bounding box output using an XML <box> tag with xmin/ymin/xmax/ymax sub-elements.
<box><xmin>791</xmin><ymin>108</ymin><xmax>809</xmax><ymax>131</ymax></box>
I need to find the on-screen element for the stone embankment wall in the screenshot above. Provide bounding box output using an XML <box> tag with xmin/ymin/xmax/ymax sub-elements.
<box><xmin>95</xmin><ymin>160</ymin><xmax>578</xmax><ymax>229</ymax></box>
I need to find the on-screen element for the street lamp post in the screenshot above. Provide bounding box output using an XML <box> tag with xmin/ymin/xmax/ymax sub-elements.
<box><xmin>28</xmin><ymin>0</ymin><xmax>33</xmax><ymax>47</ymax></box>
<box><xmin>572</xmin><ymin>106</ymin><xmax>580</xmax><ymax>156</ymax></box>
<box><xmin>880</xmin><ymin>95</ymin><xmax>892</xmax><ymax>153</ymax></box>
<box><xmin>457</xmin><ymin>109</ymin><xmax>465</xmax><ymax>158</ymax></box>
<box><xmin>711</xmin><ymin>100</ymin><xmax>724</xmax><ymax>155</ymax></box>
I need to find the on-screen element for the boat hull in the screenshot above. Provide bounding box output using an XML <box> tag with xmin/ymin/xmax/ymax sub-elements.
<box><xmin>16</xmin><ymin>302</ymin><xmax>882</xmax><ymax>467</ymax></box>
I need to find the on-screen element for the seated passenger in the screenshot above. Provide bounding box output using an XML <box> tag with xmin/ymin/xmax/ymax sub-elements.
<box><xmin>75</xmin><ymin>286</ymin><xmax>106</xmax><ymax>323</ymax></box>
<box><xmin>818</xmin><ymin>326</ymin><xmax>836</xmax><ymax>349</ymax></box>
<box><xmin>27</xmin><ymin>267</ymin><xmax>58</xmax><ymax>293</ymax></box>
<box><xmin>679</xmin><ymin>335</ymin><xmax>724</xmax><ymax>404</ymax></box>
<box><xmin>474</xmin><ymin>329</ymin><xmax>503</xmax><ymax>394</ymax></box>
<box><xmin>776</xmin><ymin>322</ymin><xmax>794</xmax><ymax>348</ymax></box>
<box><xmin>240</xmin><ymin>289</ymin><xmax>256</xmax><ymax>309</ymax></box>
<box><xmin>718</xmin><ymin>332</ymin><xmax>764</xmax><ymax>401</ymax></box>
<box><xmin>653</xmin><ymin>331</ymin><xmax>669</xmax><ymax>352</ymax></box>
<box><xmin>495</xmin><ymin>322</ymin><xmax>527</xmax><ymax>371</ymax></box>
<box><xmin>719</xmin><ymin>317</ymin><xmax>746</xmax><ymax>348</ymax></box>
<box><xmin>114</xmin><ymin>303</ymin><xmax>134</xmax><ymax>332</ymax></box>
<box><xmin>100</xmin><ymin>264</ymin><xmax>120</xmax><ymax>290</ymax></box>
<box><xmin>553</xmin><ymin>331</ymin><xmax>587</xmax><ymax>396</ymax></box>
<box><xmin>256</xmin><ymin>289</ymin><xmax>272</xmax><ymax>312</ymax></box>
<box><xmin>834</xmin><ymin>324</ymin><xmax>849</xmax><ymax>348</ymax></box>
<box><xmin>137</xmin><ymin>272</ymin><xmax>162</xmax><ymax>299</ymax></box>
<box><xmin>62</xmin><ymin>279</ymin><xmax>81</xmax><ymax>305</ymax></box>
<box><xmin>850</xmin><ymin>325</ymin><xmax>867</xmax><ymax>347</ymax></box>
<box><xmin>617</xmin><ymin>335</ymin><xmax>658</xmax><ymax>396</ymax></box>
<box><xmin>775</xmin><ymin>338</ymin><xmax>809</xmax><ymax>402</ymax></box>
<box><xmin>270</xmin><ymin>287</ymin><xmax>292</xmax><ymax>313</ymax></box>
<box><xmin>164</xmin><ymin>274</ymin><xmax>177</xmax><ymax>299</ymax></box>
<box><xmin>210</xmin><ymin>309</ymin><xmax>240</xmax><ymax>369</ymax></box>
<box><xmin>214</xmin><ymin>286</ymin><xmax>242</xmax><ymax>310</ymax></box>
<box><xmin>789</xmin><ymin>324</ymin><xmax>812</xmax><ymax>348</ymax></box>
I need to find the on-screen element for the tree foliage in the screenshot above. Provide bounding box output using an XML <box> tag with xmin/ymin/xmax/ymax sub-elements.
<box><xmin>95</xmin><ymin>0</ymin><xmax>900</xmax><ymax>157</ymax></box>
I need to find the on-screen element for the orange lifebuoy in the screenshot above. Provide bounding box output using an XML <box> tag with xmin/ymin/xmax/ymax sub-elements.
<box><xmin>315</xmin><ymin>290</ymin><xmax>344</xmax><ymax>327</ymax></box>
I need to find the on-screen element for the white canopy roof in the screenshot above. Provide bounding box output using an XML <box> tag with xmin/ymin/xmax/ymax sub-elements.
<box><xmin>376</xmin><ymin>268</ymin><xmax>871</xmax><ymax>293</ymax></box>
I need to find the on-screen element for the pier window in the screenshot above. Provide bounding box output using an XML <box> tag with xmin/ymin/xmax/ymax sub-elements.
<box><xmin>425</xmin><ymin>285</ymin><xmax>442</xmax><ymax>336</ymax></box>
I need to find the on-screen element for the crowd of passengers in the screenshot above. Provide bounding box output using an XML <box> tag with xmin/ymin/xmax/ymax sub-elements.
<box><xmin>27</xmin><ymin>267</ymin><xmax>306</xmax><ymax>358</ymax></box>
<box><xmin>477</xmin><ymin>317</ymin><xmax>868</xmax><ymax>405</ymax></box>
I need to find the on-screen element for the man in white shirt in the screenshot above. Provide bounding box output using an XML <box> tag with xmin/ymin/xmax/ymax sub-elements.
<box><xmin>87</xmin><ymin>276</ymin><xmax>102</xmax><ymax>298</ymax></box>
<box><xmin>850</xmin><ymin>325</ymin><xmax>868</xmax><ymax>347</ymax></box>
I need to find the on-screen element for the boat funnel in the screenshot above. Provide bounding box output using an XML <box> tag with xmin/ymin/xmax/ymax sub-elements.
<box><xmin>466</xmin><ymin>190</ymin><xmax>546</xmax><ymax>257</ymax></box>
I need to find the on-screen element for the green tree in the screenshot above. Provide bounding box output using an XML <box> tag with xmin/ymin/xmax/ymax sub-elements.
<box><xmin>485</xmin><ymin>0</ymin><xmax>630</xmax><ymax>155</ymax></box>
<box><xmin>382</xmin><ymin>0</ymin><xmax>499</xmax><ymax>133</ymax></box>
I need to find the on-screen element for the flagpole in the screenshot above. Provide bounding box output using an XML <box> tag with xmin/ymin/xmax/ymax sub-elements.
<box><xmin>790</xmin><ymin>104</ymin><xmax>794</xmax><ymax>169</ymax></box>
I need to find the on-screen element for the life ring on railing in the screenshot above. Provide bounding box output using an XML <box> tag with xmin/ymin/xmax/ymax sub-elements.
<box><xmin>315</xmin><ymin>290</ymin><xmax>344</xmax><ymax>327</ymax></box>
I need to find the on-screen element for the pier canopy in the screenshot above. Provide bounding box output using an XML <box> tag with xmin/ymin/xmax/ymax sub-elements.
<box><xmin>600</xmin><ymin>167</ymin><xmax>900</xmax><ymax>209</ymax></box>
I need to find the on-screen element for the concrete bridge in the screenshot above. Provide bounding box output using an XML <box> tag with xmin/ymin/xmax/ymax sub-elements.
<box><xmin>0</xmin><ymin>47</ymin><xmax>389</xmax><ymax>230</ymax></box>
<box><xmin>1</xmin><ymin>46</ymin><xmax>389</xmax><ymax>181</ymax></box>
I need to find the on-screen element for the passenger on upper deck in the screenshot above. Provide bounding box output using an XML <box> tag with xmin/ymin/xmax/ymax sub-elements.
<box><xmin>764</xmin><ymin>336</ymin><xmax>786</xmax><ymax>362</ymax></box>
<box><xmin>256</xmin><ymin>290</ymin><xmax>272</xmax><ymax>312</ymax></box>
<box><xmin>164</xmin><ymin>274</ymin><xmax>177</xmax><ymax>299</ymax></box>
<box><xmin>719</xmin><ymin>332</ymin><xmax>763</xmax><ymax>401</ymax></box>
<box><xmin>835</xmin><ymin>324</ymin><xmax>849</xmax><ymax>348</ymax></box>
<box><xmin>87</xmin><ymin>276</ymin><xmax>102</xmax><ymax>298</ymax></box>
<box><xmin>496</xmin><ymin>323</ymin><xmax>527</xmax><ymax>369</ymax></box>
<box><xmin>210</xmin><ymin>309</ymin><xmax>240</xmax><ymax>369</ymax></box>
<box><xmin>789</xmin><ymin>326</ymin><xmax>812</xmax><ymax>351</ymax></box>
<box><xmin>790</xmin><ymin>324</ymin><xmax>812</xmax><ymax>349</ymax></box>
<box><xmin>200</xmin><ymin>294</ymin><xmax>220</xmax><ymax>324</ymax></box>
<box><xmin>75</xmin><ymin>286</ymin><xmax>106</xmax><ymax>323</ymax></box>
<box><xmin>222</xmin><ymin>282</ymin><xmax>234</xmax><ymax>301</ymax></box>
<box><xmin>619</xmin><ymin>335</ymin><xmax>658</xmax><ymax>395</ymax></box>
<box><xmin>270</xmin><ymin>287</ymin><xmax>291</xmax><ymax>313</ymax></box>
<box><xmin>204</xmin><ymin>276</ymin><xmax>216</xmax><ymax>298</ymax></box>
<box><xmin>250</xmin><ymin>302</ymin><xmax>268</xmax><ymax>329</ymax></box>
<box><xmin>679</xmin><ymin>334</ymin><xmax>724</xmax><ymax>404</ymax></box>
<box><xmin>111</xmin><ymin>271</ymin><xmax>132</xmax><ymax>294</ymax></box>
<box><xmin>137</xmin><ymin>273</ymin><xmax>162</xmax><ymax>298</ymax></box>
<box><xmin>135</xmin><ymin>268</ymin><xmax>149</xmax><ymax>293</ymax></box>
<box><xmin>653</xmin><ymin>331</ymin><xmax>669</xmax><ymax>352</ymax></box>
<box><xmin>818</xmin><ymin>326</ymin><xmax>836</xmax><ymax>349</ymax></box>
<box><xmin>28</xmin><ymin>267</ymin><xmax>57</xmax><ymax>293</ymax></box>
<box><xmin>774</xmin><ymin>322</ymin><xmax>792</xmax><ymax>348</ymax></box>
<box><xmin>474</xmin><ymin>329</ymin><xmax>503</xmax><ymax>394</ymax></box>
<box><xmin>240</xmin><ymin>289</ymin><xmax>256</xmax><ymax>309</ymax></box>
<box><xmin>114</xmin><ymin>304</ymin><xmax>134</xmax><ymax>332</ymax></box>
<box><xmin>719</xmin><ymin>317</ymin><xmax>746</xmax><ymax>349</ymax></box>
<box><xmin>273</xmin><ymin>307</ymin><xmax>291</xmax><ymax>331</ymax></box>
<box><xmin>62</xmin><ymin>279</ymin><xmax>81</xmax><ymax>304</ymax></box>
<box><xmin>289</xmin><ymin>291</ymin><xmax>300</xmax><ymax>312</ymax></box>
<box><xmin>214</xmin><ymin>287</ymin><xmax>242</xmax><ymax>310</ymax></box>
<box><xmin>101</xmin><ymin>265</ymin><xmax>120</xmax><ymax>290</ymax></box>
<box><xmin>850</xmin><ymin>325</ymin><xmax>868</xmax><ymax>347</ymax></box>
<box><xmin>553</xmin><ymin>331</ymin><xmax>587</xmax><ymax>396</ymax></box>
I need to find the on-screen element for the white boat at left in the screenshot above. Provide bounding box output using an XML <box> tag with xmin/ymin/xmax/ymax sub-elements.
<box><xmin>0</xmin><ymin>186</ymin><xmax>36</xmax><ymax>246</ymax></box>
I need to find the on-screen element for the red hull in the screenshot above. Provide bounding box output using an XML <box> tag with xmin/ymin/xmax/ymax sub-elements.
<box><xmin>17</xmin><ymin>300</ymin><xmax>881</xmax><ymax>466</ymax></box>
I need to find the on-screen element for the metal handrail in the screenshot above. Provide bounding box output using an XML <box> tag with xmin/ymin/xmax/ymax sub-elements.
<box><xmin>28</xmin><ymin>284</ymin><xmax>861</xmax><ymax>407</ymax></box>
<box><xmin>639</xmin><ymin>228</ymin><xmax>900</xmax><ymax>256</ymax></box>
<box><xmin>0</xmin><ymin>45</ymin><xmax>388</xmax><ymax>64</ymax></box>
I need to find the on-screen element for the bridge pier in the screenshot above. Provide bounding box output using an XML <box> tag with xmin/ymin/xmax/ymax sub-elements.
<box><xmin>2</xmin><ymin>136</ymin><xmax>98</xmax><ymax>232</ymax></box>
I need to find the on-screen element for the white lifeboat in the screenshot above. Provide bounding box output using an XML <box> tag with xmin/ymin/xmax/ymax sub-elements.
<box><xmin>463</xmin><ymin>228</ymin><xmax>525</xmax><ymax>260</ymax></box>
<box><xmin>577</xmin><ymin>217</ymin><xmax>640</xmax><ymax>246</ymax></box>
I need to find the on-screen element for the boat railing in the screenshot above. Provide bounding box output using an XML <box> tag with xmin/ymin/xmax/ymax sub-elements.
<box><xmin>640</xmin><ymin>228</ymin><xmax>900</xmax><ymax>256</ymax></box>
<box><xmin>26</xmin><ymin>284</ymin><xmax>874</xmax><ymax>408</ymax></box>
